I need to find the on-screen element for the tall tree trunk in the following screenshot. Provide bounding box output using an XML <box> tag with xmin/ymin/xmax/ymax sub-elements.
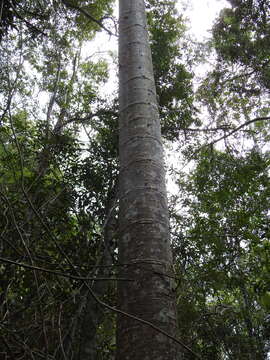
<box><xmin>117</xmin><ymin>0</ymin><xmax>178</xmax><ymax>359</ymax></box>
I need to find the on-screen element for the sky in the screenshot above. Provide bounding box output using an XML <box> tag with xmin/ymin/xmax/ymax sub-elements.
<box><xmin>180</xmin><ymin>0</ymin><xmax>229</xmax><ymax>41</ymax></box>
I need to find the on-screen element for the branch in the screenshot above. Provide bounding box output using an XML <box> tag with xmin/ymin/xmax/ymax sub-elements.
<box><xmin>183</xmin><ymin>126</ymin><xmax>237</xmax><ymax>133</ymax></box>
<box><xmin>178</xmin><ymin>116</ymin><xmax>270</xmax><ymax>172</ymax></box>
<box><xmin>85</xmin><ymin>284</ymin><xmax>202</xmax><ymax>359</ymax></box>
<box><xmin>209</xmin><ymin>116</ymin><xmax>270</xmax><ymax>146</ymax></box>
<box><xmin>61</xmin><ymin>0</ymin><xmax>116</xmax><ymax>37</ymax></box>
<box><xmin>0</xmin><ymin>257</ymin><xmax>133</xmax><ymax>282</ymax></box>
<box><xmin>56</xmin><ymin>110</ymin><xmax>118</xmax><ymax>131</ymax></box>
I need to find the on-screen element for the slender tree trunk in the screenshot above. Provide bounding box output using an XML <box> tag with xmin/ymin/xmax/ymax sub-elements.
<box><xmin>117</xmin><ymin>0</ymin><xmax>178</xmax><ymax>359</ymax></box>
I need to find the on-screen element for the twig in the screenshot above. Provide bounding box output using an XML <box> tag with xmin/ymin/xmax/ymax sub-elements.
<box><xmin>181</xmin><ymin>126</ymin><xmax>252</xmax><ymax>133</ymax></box>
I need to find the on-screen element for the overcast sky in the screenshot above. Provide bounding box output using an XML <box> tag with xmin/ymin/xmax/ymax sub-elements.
<box><xmin>180</xmin><ymin>0</ymin><xmax>229</xmax><ymax>40</ymax></box>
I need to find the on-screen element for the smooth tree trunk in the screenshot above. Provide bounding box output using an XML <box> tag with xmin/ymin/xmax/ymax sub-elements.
<box><xmin>117</xmin><ymin>0</ymin><xmax>178</xmax><ymax>359</ymax></box>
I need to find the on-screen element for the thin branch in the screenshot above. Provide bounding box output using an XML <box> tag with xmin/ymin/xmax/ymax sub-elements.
<box><xmin>0</xmin><ymin>257</ymin><xmax>134</xmax><ymax>282</ymax></box>
<box><xmin>0</xmin><ymin>234</ymin><xmax>23</xmax><ymax>257</ymax></box>
<box><xmin>84</xmin><ymin>281</ymin><xmax>202</xmax><ymax>359</ymax></box>
<box><xmin>182</xmin><ymin>126</ymin><xmax>251</xmax><ymax>133</ymax></box>
<box><xmin>209</xmin><ymin>116</ymin><xmax>270</xmax><ymax>146</ymax></box>
<box><xmin>61</xmin><ymin>109</ymin><xmax>118</xmax><ymax>128</ymax></box>
<box><xmin>61</xmin><ymin>0</ymin><xmax>116</xmax><ymax>37</ymax></box>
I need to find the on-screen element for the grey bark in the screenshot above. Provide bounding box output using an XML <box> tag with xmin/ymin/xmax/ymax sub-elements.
<box><xmin>117</xmin><ymin>0</ymin><xmax>178</xmax><ymax>359</ymax></box>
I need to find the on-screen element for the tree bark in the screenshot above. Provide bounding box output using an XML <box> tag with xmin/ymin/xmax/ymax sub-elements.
<box><xmin>117</xmin><ymin>0</ymin><xmax>178</xmax><ymax>359</ymax></box>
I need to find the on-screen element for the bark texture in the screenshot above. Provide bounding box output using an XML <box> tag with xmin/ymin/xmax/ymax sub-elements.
<box><xmin>117</xmin><ymin>0</ymin><xmax>178</xmax><ymax>359</ymax></box>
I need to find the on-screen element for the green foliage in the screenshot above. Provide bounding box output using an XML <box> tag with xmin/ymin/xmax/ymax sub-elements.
<box><xmin>0</xmin><ymin>0</ymin><xmax>18</xmax><ymax>41</ymax></box>
<box><xmin>0</xmin><ymin>0</ymin><xmax>117</xmax><ymax>357</ymax></box>
<box><xmin>212</xmin><ymin>0</ymin><xmax>270</xmax><ymax>90</ymax></box>
<box><xmin>0</xmin><ymin>0</ymin><xmax>115</xmax><ymax>44</ymax></box>
<box><xmin>195</xmin><ymin>0</ymin><xmax>270</xmax><ymax>151</ymax></box>
<box><xmin>1</xmin><ymin>0</ymin><xmax>269</xmax><ymax>358</ymax></box>
<box><xmin>146</xmin><ymin>0</ymin><xmax>197</xmax><ymax>140</ymax></box>
<box><xmin>71</xmin><ymin>0</ymin><xmax>114</xmax><ymax>36</ymax></box>
<box><xmin>172</xmin><ymin>148</ymin><xmax>270</xmax><ymax>358</ymax></box>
